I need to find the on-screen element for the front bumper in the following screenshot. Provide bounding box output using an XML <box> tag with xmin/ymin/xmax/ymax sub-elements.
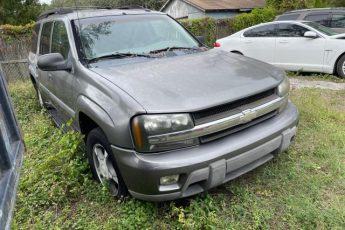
<box><xmin>111</xmin><ymin>102</ymin><xmax>299</xmax><ymax>201</ymax></box>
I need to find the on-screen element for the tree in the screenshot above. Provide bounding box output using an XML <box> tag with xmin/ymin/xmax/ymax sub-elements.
<box><xmin>0</xmin><ymin>0</ymin><xmax>43</xmax><ymax>25</ymax></box>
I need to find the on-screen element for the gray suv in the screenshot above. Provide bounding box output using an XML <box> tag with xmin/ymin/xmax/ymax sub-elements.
<box><xmin>276</xmin><ymin>8</ymin><xmax>345</xmax><ymax>33</ymax></box>
<box><xmin>28</xmin><ymin>7</ymin><xmax>299</xmax><ymax>201</ymax></box>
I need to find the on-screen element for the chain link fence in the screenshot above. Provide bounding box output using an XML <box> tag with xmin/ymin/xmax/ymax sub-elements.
<box><xmin>0</xmin><ymin>36</ymin><xmax>30</xmax><ymax>82</ymax></box>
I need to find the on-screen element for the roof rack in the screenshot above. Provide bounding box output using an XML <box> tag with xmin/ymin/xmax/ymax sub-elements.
<box><xmin>37</xmin><ymin>5</ymin><xmax>149</xmax><ymax>20</ymax></box>
<box><xmin>284</xmin><ymin>7</ymin><xmax>345</xmax><ymax>14</ymax></box>
<box><xmin>37</xmin><ymin>6</ymin><xmax>111</xmax><ymax>20</ymax></box>
<box><xmin>118</xmin><ymin>5</ymin><xmax>146</xmax><ymax>10</ymax></box>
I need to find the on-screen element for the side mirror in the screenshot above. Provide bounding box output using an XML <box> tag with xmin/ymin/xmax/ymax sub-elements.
<box><xmin>304</xmin><ymin>31</ymin><xmax>319</xmax><ymax>39</ymax></box>
<box><xmin>196</xmin><ymin>36</ymin><xmax>205</xmax><ymax>44</ymax></box>
<box><xmin>37</xmin><ymin>53</ymin><xmax>72</xmax><ymax>72</ymax></box>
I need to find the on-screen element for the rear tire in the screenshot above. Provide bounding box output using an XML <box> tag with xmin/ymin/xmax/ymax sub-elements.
<box><xmin>86</xmin><ymin>127</ymin><xmax>128</xmax><ymax>198</ymax></box>
<box><xmin>336</xmin><ymin>55</ymin><xmax>345</xmax><ymax>78</ymax></box>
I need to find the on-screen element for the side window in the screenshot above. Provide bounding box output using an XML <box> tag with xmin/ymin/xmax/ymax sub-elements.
<box><xmin>304</xmin><ymin>14</ymin><xmax>331</xmax><ymax>27</ymax></box>
<box><xmin>243</xmin><ymin>24</ymin><xmax>276</xmax><ymax>37</ymax></box>
<box><xmin>51</xmin><ymin>21</ymin><xmax>70</xmax><ymax>59</ymax></box>
<box><xmin>31</xmin><ymin>24</ymin><xmax>40</xmax><ymax>53</ymax></box>
<box><xmin>39</xmin><ymin>22</ymin><xmax>53</xmax><ymax>55</ymax></box>
<box><xmin>331</xmin><ymin>14</ymin><xmax>345</xmax><ymax>28</ymax></box>
<box><xmin>276</xmin><ymin>14</ymin><xmax>300</xmax><ymax>21</ymax></box>
<box><xmin>276</xmin><ymin>23</ymin><xmax>309</xmax><ymax>37</ymax></box>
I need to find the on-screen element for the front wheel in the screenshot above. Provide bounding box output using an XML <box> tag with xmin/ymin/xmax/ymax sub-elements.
<box><xmin>336</xmin><ymin>55</ymin><xmax>345</xmax><ymax>78</ymax></box>
<box><xmin>86</xmin><ymin>127</ymin><xmax>128</xmax><ymax>198</ymax></box>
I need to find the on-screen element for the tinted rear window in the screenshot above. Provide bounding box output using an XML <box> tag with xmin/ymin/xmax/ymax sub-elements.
<box><xmin>243</xmin><ymin>24</ymin><xmax>276</xmax><ymax>37</ymax></box>
<box><xmin>304</xmin><ymin>14</ymin><xmax>331</xmax><ymax>27</ymax></box>
<box><xmin>276</xmin><ymin>14</ymin><xmax>300</xmax><ymax>20</ymax></box>
<box><xmin>331</xmin><ymin>14</ymin><xmax>345</xmax><ymax>28</ymax></box>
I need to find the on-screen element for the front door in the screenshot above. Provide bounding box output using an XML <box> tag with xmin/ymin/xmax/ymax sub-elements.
<box><xmin>49</xmin><ymin>20</ymin><xmax>75</xmax><ymax>118</ymax></box>
<box><xmin>274</xmin><ymin>23</ymin><xmax>326</xmax><ymax>72</ymax></box>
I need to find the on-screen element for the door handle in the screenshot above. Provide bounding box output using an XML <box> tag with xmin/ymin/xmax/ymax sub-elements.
<box><xmin>279</xmin><ymin>40</ymin><xmax>289</xmax><ymax>44</ymax></box>
<box><xmin>245</xmin><ymin>41</ymin><xmax>253</xmax><ymax>44</ymax></box>
<box><xmin>48</xmin><ymin>73</ymin><xmax>53</xmax><ymax>81</ymax></box>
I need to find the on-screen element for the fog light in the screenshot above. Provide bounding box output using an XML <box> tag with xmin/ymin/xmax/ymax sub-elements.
<box><xmin>160</xmin><ymin>175</ymin><xmax>179</xmax><ymax>185</ymax></box>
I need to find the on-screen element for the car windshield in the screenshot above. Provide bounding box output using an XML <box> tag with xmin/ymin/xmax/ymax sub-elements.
<box><xmin>303</xmin><ymin>21</ymin><xmax>339</xmax><ymax>36</ymax></box>
<box><xmin>75</xmin><ymin>14</ymin><xmax>201</xmax><ymax>60</ymax></box>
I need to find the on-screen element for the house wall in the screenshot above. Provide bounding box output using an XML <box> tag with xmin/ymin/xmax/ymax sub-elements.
<box><xmin>162</xmin><ymin>0</ymin><xmax>204</xmax><ymax>19</ymax></box>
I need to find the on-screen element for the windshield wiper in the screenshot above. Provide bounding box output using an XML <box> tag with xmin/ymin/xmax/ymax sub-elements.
<box><xmin>149</xmin><ymin>46</ymin><xmax>199</xmax><ymax>54</ymax></box>
<box><xmin>87</xmin><ymin>52</ymin><xmax>152</xmax><ymax>63</ymax></box>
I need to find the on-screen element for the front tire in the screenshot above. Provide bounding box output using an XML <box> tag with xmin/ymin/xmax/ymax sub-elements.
<box><xmin>86</xmin><ymin>127</ymin><xmax>128</xmax><ymax>198</ymax></box>
<box><xmin>336</xmin><ymin>55</ymin><xmax>345</xmax><ymax>78</ymax></box>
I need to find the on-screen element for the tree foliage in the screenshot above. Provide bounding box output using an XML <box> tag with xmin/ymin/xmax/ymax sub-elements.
<box><xmin>0</xmin><ymin>0</ymin><xmax>44</xmax><ymax>25</ymax></box>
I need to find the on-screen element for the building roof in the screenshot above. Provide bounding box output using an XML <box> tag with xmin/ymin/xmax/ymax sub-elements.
<box><xmin>162</xmin><ymin>0</ymin><xmax>266</xmax><ymax>12</ymax></box>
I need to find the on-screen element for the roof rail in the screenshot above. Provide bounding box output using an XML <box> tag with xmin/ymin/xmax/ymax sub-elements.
<box><xmin>37</xmin><ymin>6</ymin><xmax>113</xmax><ymax>20</ymax></box>
<box><xmin>37</xmin><ymin>5</ymin><xmax>150</xmax><ymax>20</ymax></box>
<box><xmin>283</xmin><ymin>7</ymin><xmax>345</xmax><ymax>14</ymax></box>
<box><xmin>118</xmin><ymin>5</ymin><xmax>144</xmax><ymax>9</ymax></box>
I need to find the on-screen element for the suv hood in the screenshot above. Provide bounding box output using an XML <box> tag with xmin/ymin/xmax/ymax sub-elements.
<box><xmin>90</xmin><ymin>49</ymin><xmax>283</xmax><ymax>113</ymax></box>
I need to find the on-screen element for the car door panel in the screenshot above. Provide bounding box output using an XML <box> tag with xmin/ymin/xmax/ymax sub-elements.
<box><xmin>48</xmin><ymin>20</ymin><xmax>76</xmax><ymax>119</ymax></box>
<box><xmin>241</xmin><ymin>24</ymin><xmax>276</xmax><ymax>63</ymax></box>
<box><xmin>37</xmin><ymin>21</ymin><xmax>54</xmax><ymax>102</ymax></box>
<box><xmin>274</xmin><ymin>23</ymin><xmax>326</xmax><ymax>72</ymax></box>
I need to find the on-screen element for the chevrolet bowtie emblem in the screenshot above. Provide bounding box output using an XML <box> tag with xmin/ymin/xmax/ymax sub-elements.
<box><xmin>240</xmin><ymin>109</ymin><xmax>257</xmax><ymax>123</ymax></box>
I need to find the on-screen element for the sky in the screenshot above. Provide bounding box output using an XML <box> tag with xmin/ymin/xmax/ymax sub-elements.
<box><xmin>39</xmin><ymin>0</ymin><xmax>52</xmax><ymax>4</ymax></box>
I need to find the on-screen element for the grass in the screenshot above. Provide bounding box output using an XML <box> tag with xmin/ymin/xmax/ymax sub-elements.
<box><xmin>287</xmin><ymin>72</ymin><xmax>345</xmax><ymax>83</ymax></box>
<box><xmin>9</xmin><ymin>81</ymin><xmax>345</xmax><ymax>229</ymax></box>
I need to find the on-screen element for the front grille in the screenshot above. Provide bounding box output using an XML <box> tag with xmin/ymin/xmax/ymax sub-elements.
<box><xmin>200</xmin><ymin>110</ymin><xmax>278</xmax><ymax>143</ymax></box>
<box><xmin>192</xmin><ymin>88</ymin><xmax>278</xmax><ymax>143</ymax></box>
<box><xmin>192</xmin><ymin>88</ymin><xmax>276</xmax><ymax>126</ymax></box>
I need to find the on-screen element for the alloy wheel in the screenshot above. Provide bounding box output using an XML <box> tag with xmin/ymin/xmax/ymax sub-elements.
<box><xmin>92</xmin><ymin>143</ymin><xmax>119</xmax><ymax>196</ymax></box>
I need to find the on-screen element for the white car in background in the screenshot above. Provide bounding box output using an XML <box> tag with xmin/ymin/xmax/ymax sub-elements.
<box><xmin>215</xmin><ymin>21</ymin><xmax>345</xmax><ymax>78</ymax></box>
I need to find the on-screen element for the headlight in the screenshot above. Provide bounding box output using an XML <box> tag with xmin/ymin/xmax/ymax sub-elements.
<box><xmin>131</xmin><ymin>114</ymin><xmax>199</xmax><ymax>153</ymax></box>
<box><xmin>277</xmin><ymin>76</ymin><xmax>290</xmax><ymax>97</ymax></box>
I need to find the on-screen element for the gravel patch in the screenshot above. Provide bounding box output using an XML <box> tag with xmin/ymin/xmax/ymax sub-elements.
<box><xmin>290</xmin><ymin>78</ymin><xmax>345</xmax><ymax>91</ymax></box>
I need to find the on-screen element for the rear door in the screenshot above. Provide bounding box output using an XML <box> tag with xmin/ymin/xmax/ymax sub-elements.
<box><xmin>37</xmin><ymin>21</ymin><xmax>54</xmax><ymax>102</ymax></box>
<box><xmin>241</xmin><ymin>24</ymin><xmax>276</xmax><ymax>64</ymax></box>
<box><xmin>274</xmin><ymin>23</ymin><xmax>326</xmax><ymax>72</ymax></box>
<box><xmin>0</xmin><ymin>70</ymin><xmax>25</xmax><ymax>230</ymax></box>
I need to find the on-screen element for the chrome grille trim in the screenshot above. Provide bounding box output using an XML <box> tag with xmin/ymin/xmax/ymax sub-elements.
<box><xmin>148</xmin><ymin>96</ymin><xmax>288</xmax><ymax>145</ymax></box>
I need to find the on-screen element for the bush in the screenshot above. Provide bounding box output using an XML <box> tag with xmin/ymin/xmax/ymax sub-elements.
<box><xmin>180</xmin><ymin>17</ymin><xmax>218</xmax><ymax>47</ymax></box>
<box><xmin>0</xmin><ymin>22</ymin><xmax>34</xmax><ymax>36</ymax></box>
<box><xmin>231</xmin><ymin>7</ymin><xmax>277</xmax><ymax>32</ymax></box>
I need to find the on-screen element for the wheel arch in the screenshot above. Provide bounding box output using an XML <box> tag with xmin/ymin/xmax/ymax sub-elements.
<box><xmin>333</xmin><ymin>52</ymin><xmax>345</xmax><ymax>75</ymax></box>
<box><xmin>76</xmin><ymin>95</ymin><xmax>115</xmax><ymax>139</ymax></box>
